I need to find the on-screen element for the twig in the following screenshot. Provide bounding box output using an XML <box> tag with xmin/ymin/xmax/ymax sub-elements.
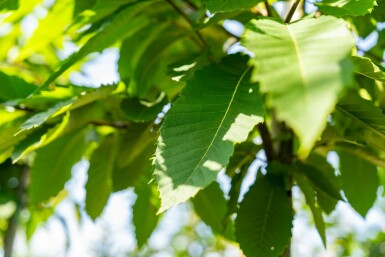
<box><xmin>263</xmin><ymin>0</ymin><xmax>273</xmax><ymax>17</ymax></box>
<box><xmin>284</xmin><ymin>0</ymin><xmax>301</xmax><ymax>23</ymax></box>
<box><xmin>89</xmin><ymin>120</ymin><xmax>130</xmax><ymax>129</ymax></box>
<box><xmin>165</xmin><ymin>0</ymin><xmax>208</xmax><ymax>49</ymax></box>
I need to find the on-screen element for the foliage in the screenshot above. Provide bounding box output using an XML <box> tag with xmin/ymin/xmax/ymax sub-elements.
<box><xmin>0</xmin><ymin>0</ymin><xmax>385</xmax><ymax>256</ymax></box>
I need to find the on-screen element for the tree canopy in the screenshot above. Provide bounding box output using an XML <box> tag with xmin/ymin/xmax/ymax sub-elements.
<box><xmin>0</xmin><ymin>0</ymin><xmax>385</xmax><ymax>256</ymax></box>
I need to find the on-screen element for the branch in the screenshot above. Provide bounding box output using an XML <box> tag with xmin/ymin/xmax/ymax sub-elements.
<box><xmin>284</xmin><ymin>0</ymin><xmax>301</xmax><ymax>23</ymax></box>
<box><xmin>165</xmin><ymin>0</ymin><xmax>208</xmax><ymax>50</ymax></box>
<box><xmin>257</xmin><ymin>122</ymin><xmax>275</xmax><ymax>162</ymax></box>
<box><xmin>4</xmin><ymin>167</ymin><xmax>29</xmax><ymax>257</ymax></box>
<box><xmin>89</xmin><ymin>120</ymin><xmax>131</xmax><ymax>129</ymax></box>
<box><xmin>263</xmin><ymin>0</ymin><xmax>273</xmax><ymax>17</ymax></box>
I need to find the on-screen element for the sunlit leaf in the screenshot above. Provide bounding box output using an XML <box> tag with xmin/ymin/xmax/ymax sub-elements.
<box><xmin>203</xmin><ymin>0</ymin><xmax>263</xmax><ymax>13</ymax></box>
<box><xmin>316</xmin><ymin>0</ymin><xmax>377</xmax><ymax>17</ymax></box>
<box><xmin>155</xmin><ymin>54</ymin><xmax>264</xmax><ymax>212</ymax></box>
<box><xmin>243</xmin><ymin>16</ymin><xmax>354</xmax><ymax>157</ymax></box>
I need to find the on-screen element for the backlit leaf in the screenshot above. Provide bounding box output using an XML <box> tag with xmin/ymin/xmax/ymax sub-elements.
<box><xmin>203</xmin><ymin>0</ymin><xmax>263</xmax><ymax>13</ymax></box>
<box><xmin>243</xmin><ymin>16</ymin><xmax>354</xmax><ymax>157</ymax></box>
<box><xmin>133</xmin><ymin>183</ymin><xmax>160</xmax><ymax>248</ymax></box>
<box><xmin>339</xmin><ymin>151</ymin><xmax>379</xmax><ymax>217</ymax></box>
<box><xmin>85</xmin><ymin>133</ymin><xmax>118</xmax><ymax>220</ymax></box>
<box><xmin>316</xmin><ymin>0</ymin><xmax>377</xmax><ymax>17</ymax></box>
<box><xmin>30</xmin><ymin>128</ymin><xmax>88</xmax><ymax>204</ymax></box>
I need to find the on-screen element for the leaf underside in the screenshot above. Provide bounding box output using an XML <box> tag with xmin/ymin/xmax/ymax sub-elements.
<box><xmin>235</xmin><ymin>174</ymin><xmax>293</xmax><ymax>257</ymax></box>
<box><xmin>243</xmin><ymin>16</ymin><xmax>354</xmax><ymax>157</ymax></box>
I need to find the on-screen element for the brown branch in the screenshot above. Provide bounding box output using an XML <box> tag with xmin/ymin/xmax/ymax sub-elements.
<box><xmin>165</xmin><ymin>0</ymin><xmax>208</xmax><ymax>50</ymax></box>
<box><xmin>89</xmin><ymin>120</ymin><xmax>130</xmax><ymax>129</ymax></box>
<box><xmin>4</xmin><ymin>167</ymin><xmax>29</xmax><ymax>257</ymax></box>
<box><xmin>263</xmin><ymin>0</ymin><xmax>273</xmax><ymax>17</ymax></box>
<box><xmin>257</xmin><ymin>122</ymin><xmax>275</xmax><ymax>162</ymax></box>
<box><xmin>284</xmin><ymin>0</ymin><xmax>301</xmax><ymax>23</ymax></box>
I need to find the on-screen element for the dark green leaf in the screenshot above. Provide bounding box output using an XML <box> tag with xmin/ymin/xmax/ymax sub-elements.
<box><xmin>0</xmin><ymin>71</ymin><xmax>36</xmax><ymax>102</ymax></box>
<box><xmin>30</xmin><ymin>129</ymin><xmax>88</xmax><ymax>204</ymax></box>
<box><xmin>295</xmin><ymin>172</ymin><xmax>326</xmax><ymax>247</ymax></box>
<box><xmin>192</xmin><ymin>181</ymin><xmax>234</xmax><ymax>240</ymax></box>
<box><xmin>85</xmin><ymin>134</ymin><xmax>118</xmax><ymax>220</ymax></box>
<box><xmin>133</xmin><ymin>183</ymin><xmax>160</xmax><ymax>248</ymax></box>
<box><xmin>121</xmin><ymin>96</ymin><xmax>167</xmax><ymax>122</ymax></box>
<box><xmin>112</xmin><ymin>123</ymin><xmax>157</xmax><ymax>191</ymax></box>
<box><xmin>339</xmin><ymin>151</ymin><xmax>379</xmax><ymax>217</ymax></box>
<box><xmin>235</xmin><ymin>174</ymin><xmax>293</xmax><ymax>257</ymax></box>
<box><xmin>296</xmin><ymin>163</ymin><xmax>342</xmax><ymax>201</ymax></box>
<box><xmin>0</xmin><ymin>0</ymin><xmax>19</xmax><ymax>10</ymax></box>
<box><xmin>226</xmin><ymin>141</ymin><xmax>261</xmax><ymax>177</ymax></box>
<box><xmin>155</xmin><ymin>54</ymin><xmax>265</xmax><ymax>212</ymax></box>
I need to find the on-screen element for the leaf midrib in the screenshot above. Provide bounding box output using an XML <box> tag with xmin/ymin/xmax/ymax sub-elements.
<box><xmin>257</xmin><ymin>188</ymin><xmax>275</xmax><ymax>256</ymax></box>
<box><xmin>286</xmin><ymin>24</ymin><xmax>309</xmax><ymax>112</ymax></box>
<box><xmin>182</xmin><ymin>67</ymin><xmax>251</xmax><ymax>186</ymax></box>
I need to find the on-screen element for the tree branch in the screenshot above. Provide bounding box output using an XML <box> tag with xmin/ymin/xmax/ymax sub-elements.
<box><xmin>89</xmin><ymin>120</ymin><xmax>131</xmax><ymax>129</ymax></box>
<box><xmin>263</xmin><ymin>0</ymin><xmax>273</xmax><ymax>17</ymax></box>
<box><xmin>165</xmin><ymin>0</ymin><xmax>208</xmax><ymax>49</ymax></box>
<box><xmin>257</xmin><ymin>122</ymin><xmax>275</xmax><ymax>162</ymax></box>
<box><xmin>4</xmin><ymin>167</ymin><xmax>29</xmax><ymax>257</ymax></box>
<box><xmin>284</xmin><ymin>0</ymin><xmax>301</xmax><ymax>23</ymax></box>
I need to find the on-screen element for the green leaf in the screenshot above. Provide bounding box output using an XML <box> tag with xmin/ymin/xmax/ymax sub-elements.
<box><xmin>235</xmin><ymin>174</ymin><xmax>293</xmax><ymax>257</ymax></box>
<box><xmin>73</xmin><ymin>0</ymin><xmax>96</xmax><ymax>16</ymax></box>
<box><xmin>0</xmin><ymin>71</ymin><xmax>36</xmax><ymax>102</ymax></box>
<box><xmin>0</xmin><ymin>0</ymin><xmax>19</xmax><ymax>10</ymax></box>
<box><xmin>0</xmin><ymin>110</ymin><xmax>27</xmax><ymax>163</ymax></box>
<box><xmin>85</xmin><ymin>134</ymin><xmax>118</xmax><ymax>220</ymax></box>
<box><xmin>155</xmin><ymin>54</ymin><xmax>265</xmax><ymax>212</ymax></box>
<box><xmin>18</xmin><ymin>84</ymin><xmax>116</xmax><ymax>132</ymax></box>
<box><xmin>203</xmin><ymin>0</ymin><xmax>263</xmax><ymax>13</ymax></box>
<box><xmin>296</xmin><ymin>163</ymin><xmax>342</xmax><ymax>201</ymax></box>
<box><xmin>112</xmin><ymin>123</ymin><xmax>158</xmax><ymax>191</ymax></box>
<box><xmin>30</xmin><ymin>128</ymin><xmax>88</xmax><ymax>204</ymax></box>
<box><xmin>121</xmin><ymin>96</ymin><xmax>167</xmax><ymax>122</ymax></box>
<box><xmin>352</xmin><ymin>56</ymin><xmax>385</xmax><ymax>83</ymax></box>
<box><xmin>42</xmin><ymin>2</ymin><xmax>151</xmax><ymax>88</ymax></box>
<box><xmin>337</xmin><ymin>93</ymin><xmax>385</xmax><ymax>141</ymax></box>
<box><xmin>118</xmin><ymin>17</ymin><xmax>201</xmax><ymax>99</ymax></box>
<box><xmin>192</xmin><ymin>181</ymin><xmax>234</xmax><ymax>240</ymax></box>
<box><xmin>372</xmin><ymin>0</ymin><xmax>385</xmax><ymax>21</ymax></box>
<box><xmin>338</xmin><ymin>151</ymin><xmax>379</xmax><ymax>217</ymax></box>
<box><xmin>226</xmin><ymin>141</ymin><xmax>261</xmax><ymax>177</ymax></box>
<box><xmin>16</xmin><ymin>0</ymin><xmax>74</xmax><ymax>60</ymax></box>
<box><xmin>133</xmin><ymin>183</ymin><xmax>160</xmax><ymax>248</ymax></box>
<box><xmin>295</xmin><ymin>172</ymin><xmax>326</xmax><ymax>247</ymax></box>
<box><xmin>243</xmin><ymin>16</ymin><xmax>354</xmax><ymax>157</ymax></box>
<box><xmin>19</xmin><ymin>99</ymin><xmax>75</xmax><ymax>131</ymax></box>
<box><xmin>316</xmin><ymin>0</ymin><xmax>377</xmax><ymax>17</ymax></box>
